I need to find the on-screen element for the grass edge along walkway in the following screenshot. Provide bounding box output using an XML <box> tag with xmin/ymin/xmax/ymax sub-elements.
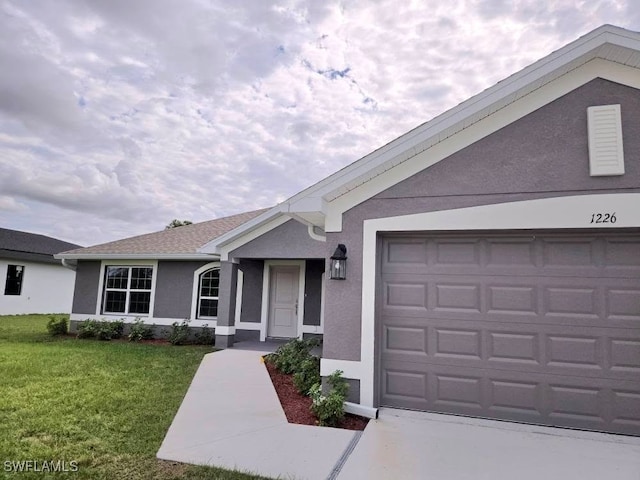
<box><xmin>0</xmin><ymin>314</ymin><xmax>274</xmax><ymax>480</ymax></box>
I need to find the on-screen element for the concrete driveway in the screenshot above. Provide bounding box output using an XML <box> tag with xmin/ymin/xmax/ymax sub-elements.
<box><xmin>338</xmin><ymin>408</ymin><xmax>640</xmax><ymax>480</ymax></box>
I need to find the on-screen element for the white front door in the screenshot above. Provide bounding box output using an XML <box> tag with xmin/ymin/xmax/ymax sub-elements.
<box><xmin>268</xmin><ymin>265</ymin><xmax>299</xmax><ymax>338</ymax></box>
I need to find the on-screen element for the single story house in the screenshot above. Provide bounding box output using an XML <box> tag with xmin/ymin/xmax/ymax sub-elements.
<box><xmin>1</xmin><ymin>228</ymin><xmax>81</xmax><ymax>315</ymax></box>
<box><xmin>58</xmin><ymin>24</ymin><xmax>640</xmax><ymax>436</ymax></box>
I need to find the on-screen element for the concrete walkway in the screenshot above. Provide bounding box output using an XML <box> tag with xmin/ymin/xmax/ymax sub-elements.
<box><xmin>339</xmin><ymin>408</ymin><xmax>640</xmax><ymax>480</ymax></box>
<box><xmin>157</xmin><ymin>349</ymin><xmax>356</xmax><ymax>480</ymax></box>
<box><xmin>159</xmin><ymin>348</ymin><xmax>640</xmax><ymax>479</ymax></box>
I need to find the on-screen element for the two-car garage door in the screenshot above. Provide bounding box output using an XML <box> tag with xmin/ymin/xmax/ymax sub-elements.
<box><xmin>378</xmin><ymin>231</ymin><xmax>640</xmax><ymax>435</ymax></box>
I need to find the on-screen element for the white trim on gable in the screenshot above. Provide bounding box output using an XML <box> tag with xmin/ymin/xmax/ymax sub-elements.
<box><xmin>324</xmin><ymin>59</ymin><xmax>640</xmax><ymax>232</ymax></box>
<box><xmin>333</xmin><ymin>193</ymin><xmax>640</xmax><ymax>408</ymax></box>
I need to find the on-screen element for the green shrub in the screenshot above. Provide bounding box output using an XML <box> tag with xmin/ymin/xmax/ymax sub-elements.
<box><xmin>77</xmin><ymin>319</ymin><xmax>98</xmax><ymax>339</ymax></box>
<box><xmin>168</xmin><ymin>321</ymin><xmax>190</xmax><ymax>345</ymax></box>
<box><xmin>46</xmin><ymin>316</ymin><xmax>68</xmax><ymax>336</ymax></box>
<box><xmin>97</xmin><ymin>321</ymin><xmax>118</xmax><ymax>341</ymax></box>
<box><xmin>310</xmin><ymin>370</ymin><xmax>349</xmax><ymax>427</ymax></box>
<box><xmin>76</xmin><ymin>319</ymin><xmax>125</xmax><ymax>341</ymax></box>
<box><xmin>293</xmin><ymin>355</ymin><xmax>320</xmax><ymax>396</ymax></box>
<box><xmin>273</xmin><ymin>338</ymin><xmax>319</xmax><ymax>374</ymax></box>
<box><xmin>110</xmin><ymin>320</ymin><xmax>125</xmax><ymax>339</ymax></box>
<box><xmin>128</xmin><ymin>318</ymin><xmax>154</xmax><ymax>342</ymax></box>
<box><xmin>194</xmin><ymin>324</ymin><xmax>214</xmax><ymax>345</ymax></box>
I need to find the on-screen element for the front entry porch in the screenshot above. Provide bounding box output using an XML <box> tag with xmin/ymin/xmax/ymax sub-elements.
<box><xmin>214</xmin><ymin>258</ymin><xmax>325</xmax><ymax>348</ymax></box>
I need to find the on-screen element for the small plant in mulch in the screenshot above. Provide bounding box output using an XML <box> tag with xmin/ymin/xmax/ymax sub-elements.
<box><xmin>293</xmin><ymin>355</ymin><xmax>320</xmax><ymax>396</ymax></box>
<box><xmin>309</xmin><ymin>370</ymin><xmax>349</xmax><ymax>427</ymax></box>
<box><xmin>168</xmin><ymin>321</ymin><xmax>190</xmax><ymax>345</ymax></box>
<box><xmin>270</xmin><ymin>338</ymin><xmax>319</xmax><ymax>375</ymax></box>
<box><xmin>194</xmin><ymin>324</ymin><xmax>214</xmax><ymax>345</ymax></box>
<box><xmin>265</xmin><ymin>338</ymin><xmax>368</xmax><ymax>430</ymax></box>
<box><xmin>76</xmin><ymin>319</ymin><xmax>125</xmax><ymax>341</ymax></box>
<box><xmin>128</xmin><ymin>318</ymin><xmax>154</xmax><ymax>342</ymax></box>
<box><xmin>167</xmin><ymin>321</ymin><xmax>215</xmax><ymax>346</ymax></box>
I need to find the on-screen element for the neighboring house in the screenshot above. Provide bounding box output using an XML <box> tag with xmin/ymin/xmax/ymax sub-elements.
<box><xmin>1</xmin><ymin>228</ymin><xmax>81</xmax><ymax>315</ymax></box>
<box><xmin>58</xmin><ymin>25</ymin><xmax>640</xmax><ymax>437</ymax></box>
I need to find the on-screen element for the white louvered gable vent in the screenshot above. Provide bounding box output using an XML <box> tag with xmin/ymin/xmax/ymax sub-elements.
<box><xmin>588</xmin><ymin>104</ymin><xmax>625</xmax><ymax>176</ymax></box>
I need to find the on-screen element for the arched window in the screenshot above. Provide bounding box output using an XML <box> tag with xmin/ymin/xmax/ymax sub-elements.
<box><xmin>198</xmin><ymin>268</ymin><xmax>219</xmax><ymax>318</ymax></box>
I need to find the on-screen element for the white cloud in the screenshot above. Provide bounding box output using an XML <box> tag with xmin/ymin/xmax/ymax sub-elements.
<box><xmin>0</xmin><ymin>0</ymin><xmax>638</xmax><ymax>246</ymax></box>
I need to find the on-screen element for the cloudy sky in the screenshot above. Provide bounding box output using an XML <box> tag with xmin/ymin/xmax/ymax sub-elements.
<box><xmin>1</xmin><ymin>0</ymin><xmax>638</xmax><ymax>247</ymax></box>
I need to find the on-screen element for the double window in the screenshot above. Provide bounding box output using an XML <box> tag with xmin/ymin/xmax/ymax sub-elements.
<box><xmin>102</xmin><ymin>266</ymin><xmax>153</xmax><ymax>315</ymax></box>
<box><xmin>197</xmin><ymin>268</ymin><xmax>219</xmax><ymax>318</ymax></box>
<box><xmin>4</xmin><ymin>265</ymin><xmax>24</xmax><ymax>295</ymax></box>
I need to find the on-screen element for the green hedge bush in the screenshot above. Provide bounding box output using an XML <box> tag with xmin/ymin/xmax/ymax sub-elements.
<box><xmin>46</xmin><ymin>316</ymin><xmax>68</xmax><ymax>336</ymax></box>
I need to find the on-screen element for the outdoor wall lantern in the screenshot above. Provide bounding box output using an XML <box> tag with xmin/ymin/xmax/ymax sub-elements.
<box><xmin>330</xmin><ymin>244</ymin><xmax>347</xmax><ymax>280</ymax></box>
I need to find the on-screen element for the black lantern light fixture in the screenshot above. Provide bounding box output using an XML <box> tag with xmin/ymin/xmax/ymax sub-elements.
<box><xmin>330</xmin><ymin>244</ymin><xmax>347</xmax><ymax>280</ymax></box>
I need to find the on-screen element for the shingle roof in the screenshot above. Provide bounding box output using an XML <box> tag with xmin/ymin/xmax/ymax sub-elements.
<box><xmin>58</xmin><ymin>209</ymin><xmax>268</xmax><ymax>257</ymax></box>
<box><xmin>0</xmin><ymin>228</ymin><xmax>82</xmax><ymax>264</ymax></box>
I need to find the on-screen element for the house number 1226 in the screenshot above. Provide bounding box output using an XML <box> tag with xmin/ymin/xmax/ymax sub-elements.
<box><xmin>590</xmin><ymin>213</ymin><xmax>616</xmax><ymax>224</ymax></box>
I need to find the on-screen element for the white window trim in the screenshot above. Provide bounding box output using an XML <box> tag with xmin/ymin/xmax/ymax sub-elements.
<box><xmin>260</xmin><ymin>260</ymin><xmax>306</xmax><ymax>342</ymax></box>
<box><xmin>318</xmin><ymin>193</ymin><xmax>640</xmax><ymax>408</ymax></box>
<box><xmin>190</xmin><ymin>262</ymin><xmax>221</xmax><ymax>321</ymax></box>
<box><xmin>96</xmin><ymin>260</ymin><xmax>158</xmax><ymax>318</ymax></box>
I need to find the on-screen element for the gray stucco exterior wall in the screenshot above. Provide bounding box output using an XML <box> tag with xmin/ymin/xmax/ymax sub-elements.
<box><xmin>323</xmin><ymin>78</ymin><xmax>640</xmax><ymax>362</ymax></box>
<box><xmin>71</xmin><ymin>260</ymin><xmax>101</xmax><ymax>314</ymax></box>
<box><xmin>230</xmin><ymin>219</ymin><xmax>325</xmax><ymax>259</ymax></box>
<box><xmin>239</xmin><ymin>259</ymin><xmax>263</xmax><ymax>323</ymax></box>
<box><xmin>153</xmin><ymin>260</ymin><xmax>209</xmax><ymax>319</ymax></box>
<box><xmin>303</xmin><ymin>259</ymin><xmax>324</xmax><ymax>326</ymax></box>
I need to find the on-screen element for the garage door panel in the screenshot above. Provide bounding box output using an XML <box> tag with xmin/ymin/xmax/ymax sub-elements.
<box><xmin>379</xmin><ymin>231</ymin><xmax>640</xmax><ymax>435</ymax></box>
<box><xmin>607</xmin><ymin>287</ymin><xmax>640</xmax><ymax>321</ymax></box>
<box><xmin>381</xmin><ymin>320</ymin><xmax>640</xmax><ymax>380</ymax></box>
<box><xmin>382</xmin><ymin>233</ymin><xmax>640</xmax><ymax>278</ymax></box>
<box><xmin>380</xmin><ymin>361</ymin><xmax>640</xmax><ymax>434</ymax></box>
<box><xmin>381</xmin><ymin>276</ymin><xmax>639</xmax><ymax>328</ymax></box>
<box><xmin>604</xmin><ymin>237</ymin><xmax>640</xmax><ymax>266</ymax></box>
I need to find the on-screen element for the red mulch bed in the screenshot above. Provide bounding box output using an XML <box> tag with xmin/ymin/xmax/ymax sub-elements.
<box><xmin>264</xmin><ymin>359</ymin><xmax>369</xmax><ymax>431</ymax></box>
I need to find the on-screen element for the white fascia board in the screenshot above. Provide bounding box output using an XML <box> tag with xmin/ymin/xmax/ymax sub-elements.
<box><xmin>283</xmin><ymin>196</ymin><xmax>328</xmax><ymax>214</ymax></box>
<box><xmin>55</xmin><ymin>253</ymin><xmax>217</xmax><ymax>260</ymax></box>
<box><xmin>269</xmin><ymin>27</ymin><xmax>640</xmax><ymax>215</ymax></box>
<box><xmin>325</xmin><ymin>59</ymin><xmax>640</xmax><ymax>232</ymax></box>
<box><xmin>198</xmin><ymin>207</ymin><xmax>283</xmax><ymax>253</ymax></box>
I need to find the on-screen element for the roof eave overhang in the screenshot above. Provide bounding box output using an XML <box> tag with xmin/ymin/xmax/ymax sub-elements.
<box><xmin>54</xmin><ymin>253</ymin><xmax>218</xmax><ymax>260</ymax></box>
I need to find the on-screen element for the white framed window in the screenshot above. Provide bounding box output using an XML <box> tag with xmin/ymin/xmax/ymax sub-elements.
<box><xmin>197</xmin><ymin>268</ymin><xmax>219</xmax><ymax>318</ymax></box>
<box><xmin>102</xmin><ymin>266</ymin><xmax>153</xmax><ymax>315</ymax></box>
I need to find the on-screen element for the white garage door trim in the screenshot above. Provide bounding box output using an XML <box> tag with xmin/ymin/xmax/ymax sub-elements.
<box><xmin>338</xmin><ymin>193</ymin><xmax>640</xmax><ymax>408</ymax></box>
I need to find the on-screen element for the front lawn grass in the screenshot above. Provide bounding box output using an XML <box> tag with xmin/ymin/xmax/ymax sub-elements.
<box><xmin>0</xmin><ymin>314</ymin><xmax>272</xmax><ymax>479</ymax></box>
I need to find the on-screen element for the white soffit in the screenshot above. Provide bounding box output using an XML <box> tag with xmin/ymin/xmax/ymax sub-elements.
<box><xmin>588</xmin><ymin>104</ymin><xmax>625</xmax><ymax>176</ymax></box>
